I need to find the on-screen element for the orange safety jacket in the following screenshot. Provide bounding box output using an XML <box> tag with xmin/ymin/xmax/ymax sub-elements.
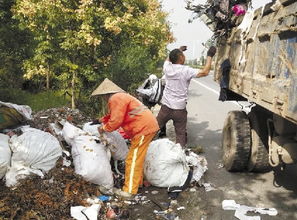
<box><xmin>101</xmin><ymin>93</ymin><xmax>159</xmax><ymax>138</ymax></box>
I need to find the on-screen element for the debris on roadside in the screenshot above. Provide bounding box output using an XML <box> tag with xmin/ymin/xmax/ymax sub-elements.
<box><xmin>28</xmin><ymin>107</ymin><xmax>92</xmax><ymax>136</ymax></box>
<box><xmin>5</xmin><ymin>127</ymin><xmax>62</xmax><ymax>187</ymax></box>
<box><xmin>0</xmin><ymin>103</ymin><xmax>209</xmax><ymax>219</ymax></box>
<box><xmin>216</xmin><ymin>162</ymin><xmax>224</xmax><ymax>169</ymax></box>
<box><xmin>186</xmin><ymin>0</ymin><xmax>252</xmax><ymax>37</ymax></box>
<box><xmin>0</xmin><ymin>101</ymin><xmax>32</xmax><ymax>131</ymax></box>
<box><xmin>151</xmin><ymin>190</ymin><xmax>159</xmax><ymax>195</ymax></box>
<box><xmin>202</xmin><ymin>183</ymin><xmax>217</xmax><ymax>192</ymax></box>
<box><xmin>177</xmin><ymin>206</ymin><xmax>185</xmax><ymax>211</ymax></box>
<box><xmin>71</xmin><ymin>203</ymin><xmax>101</xmax><ymax>220</ymax></box>
<box><xmin>222</xmin><ymin>200</ymin><xmax>278</xmax><ymax>220</ymax></box>
<box><xmin>144</xmin><ymin>139</ymin><xmax>207</xmax><ymax>189</ymax></box>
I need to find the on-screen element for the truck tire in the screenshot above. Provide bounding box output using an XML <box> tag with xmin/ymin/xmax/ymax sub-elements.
<box><xmin>247</xmin><ymin>108</ymin><xmax>271</xmax><ymax>172</ymax></box>
<box><xmin>222</xmin><ymin>111</ymin><xmax>251</xmax><ymax>171</ymax></box>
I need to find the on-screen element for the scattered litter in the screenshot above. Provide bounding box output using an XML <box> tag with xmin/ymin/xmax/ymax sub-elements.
<box><xmin>170</xmin><ymin>200</ymin><xmax>178</xmax><ymax>206</ymax></box>
<box><xmin>63</xmin><ymin>150</ymin><xmax>71</xmax><ymax>157</ymax></box>
<box><xmin>71</xmin><ymin>203</ymin><xmax>101</xmax><ymax>220</ymax></box>
<box><xmin>63</xmin><ymin>158</ymin><xmax>72</xmax><ymax>167</ymax></box>
<box><xmin>216</xmin><ymin>163</ymin><xmax>224</xmax><ymax>169</ymax></box>
<box><xmin>203</xmin><ymin>183</ymin><xmax>216</xmax><ymax>192</ymax></box>
<box><xmin>31</xmin><ymin>107</ymin><xmax>91</xmax><ymax>130</ymax></box>
<box><xmin>154</xmin><ymin>210</ymin><xmax>179</xmax><ymax>220</ymax></box>
<box><xmin>222</xmin><ymin>200</ymin><xmax>240</xmax><ymax>210</ymax></box>
<box><xmin>106</xmin><ymin>206</ymin><xmax>117</xmax><ymax>219</ymax></box>
<box><xmin>98</xmin><ymin>195</ymin><xmax>110</xmax><ymax>202</ymax></box>
<box><xmin>134</xmin><ymin>195</ymin><xmax>150</xmax><ymax>205</ymax></box>
<box><xmin>189</xmin><ymin>188</ymin><xmax>197</xmax><ymax>192</ymax></box>
<box><xmin>177</xmin><ymin>206</ymin><xmax>185</xmax><ymax>211</ymax></box>
<box><xmin>151</xmin><ymin>190</ymin><xmax>159</xmax><ymax>195</ymax></box>
<box><xmin>154</xmin><ymin>210</ymin><xmax>168</xmax><ymax>215</ymax></box>
<box><xmin>124</xmin><ymin>200</ymin><xmax>137</xmax><ymax>205</ymax></box>
<box><xmin>201</xmin><ymin>215</ymin><xmax>207</xmax><ymax>220</ymax></box>
<box><xmin>186</xmin><ymin>151</ymin><xmax>208</xmax><ymax>182</ymax></box>
<box><xmin>222</xmin><ymin>200</ymin><xmax>278</xmax><ymax>220</ymax></box>
<box><xmin>0</xmin><ymin>104</ymin><xmax>207</xmax><ymax>219</ymax></box>
<box><xmin>143</xmin><ymin>180</ymin><xmax>151</xmax><ymax>187</ymax></box>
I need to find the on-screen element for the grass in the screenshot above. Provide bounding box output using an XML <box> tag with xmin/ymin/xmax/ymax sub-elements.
<box><xmin>0</xmin><ymin>88</ymin><xmax>70</xmax><ymax>112</ymax></box>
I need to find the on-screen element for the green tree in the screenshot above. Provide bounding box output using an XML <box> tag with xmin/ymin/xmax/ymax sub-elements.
<box><xmin>0</xmin><ymin>0</ymin><xmax>32</xmax><ymax>89</ymax></box>
<box><xmin>13</xmin><ymin>0</ymin><xmax>173</xmax><ymax>109</ymax></box>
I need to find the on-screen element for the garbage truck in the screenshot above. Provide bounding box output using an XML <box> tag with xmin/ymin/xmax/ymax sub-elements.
<box><xmin>211</xmin><ymin>0</ymin><xmax>297</xmax><ymax>172</ymax></box>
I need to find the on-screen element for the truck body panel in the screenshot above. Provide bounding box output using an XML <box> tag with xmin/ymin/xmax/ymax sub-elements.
<box><xmin>214</xmin><ymin>0</ymin><xmax>297</xmax><ymax>124</ymax></box>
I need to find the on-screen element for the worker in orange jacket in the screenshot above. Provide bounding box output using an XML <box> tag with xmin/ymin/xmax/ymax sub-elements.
<box><xmin>91</xmin><ymin>78</ymin><xmax>159</xmax><ymax>199</ymax></box>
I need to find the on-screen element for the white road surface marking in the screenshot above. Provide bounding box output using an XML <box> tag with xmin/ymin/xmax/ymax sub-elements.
<box><xmin>192</xmin><ymin>79</ymin><xmax>219</xmax><ymax>96</ymax></box>
<box><xmin>192</xmin><ymin>79</ymin><xmax>251</xmax><ymax>111</ymax></box>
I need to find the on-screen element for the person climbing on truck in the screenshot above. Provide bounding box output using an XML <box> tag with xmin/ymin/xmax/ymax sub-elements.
<box><xmin>156</xmin><ymin>45</ymin><xmax>216</xmax><ymax>147</ymax></box>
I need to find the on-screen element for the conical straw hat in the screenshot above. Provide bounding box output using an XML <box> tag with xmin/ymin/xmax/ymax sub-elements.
<box><xmin>91</xmin><ymin>78</ymin><xmax>125</xmax><ymax>96</ymax></box>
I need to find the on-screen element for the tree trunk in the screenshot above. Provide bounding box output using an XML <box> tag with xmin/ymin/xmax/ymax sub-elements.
<box><xmin>71</xmin><ymin>71</ymin><xmax>76</xmax><ymax>109</ymax></box>
<box><xmin>46</xmin><ymin>67</ymin><xmax>50</xmax><ymax>90</ymax></box>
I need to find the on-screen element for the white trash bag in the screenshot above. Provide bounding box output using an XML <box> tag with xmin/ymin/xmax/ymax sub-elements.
<box><xmin>62</xmin><ymin>122</ymin><xmax>113</xmax><ymax>189</ymax></box>
<box><xmin>144</xmin><ymin>139</ymin><xmax>189</xmax><ymax>187</ymax></box>
<box><xmin>5</xmin><ymin>127</ymin><xmax>62</xmax><ymax>187</ymax></box>
<box><xmin>0</xmin><ymin>133</ymin><xmax>12</xmax><ymax>179</ymax></box>
<box><xmin>62</xmin><ymin>121</ymin><xmax>86</xmax><ymax>145</ymax></box>
<box><xmin>0</xmin><ymin>101</ymin><xmax>32</xmax><ymax>120</ymax></box>
<box><xmin>186</xmin><ymin>151</ymin><xmax>208</xmax><ymax>182</ymax></box>
<box><xmin>83</xmin><ymin>122</ymin><xmax>128</xmax><ymax>161</ymax></box>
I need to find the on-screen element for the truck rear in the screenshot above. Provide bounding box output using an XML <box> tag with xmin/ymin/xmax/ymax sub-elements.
<box><xmin>214</xmin><ymin>0</ymin><xmax>297</xmax><ymax>172</ymax></box>
<box><xmin>189</xmin><ymin>0</ymin><xmax>297</xmax><ymax>172</ymax></box>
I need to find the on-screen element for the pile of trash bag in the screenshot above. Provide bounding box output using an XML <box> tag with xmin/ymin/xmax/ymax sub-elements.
<box><xmin>0</xmin><ymin>105</ymin><xmax>129</xmax><ymax>219</ymax></box>
<box><xmin>0</xmin><ymin>102</ymin><xmax>208</xmax><ymax>219</ymax></box>
<box><xmin>186</xmin><ymin>0</ymin><xmax>252</xmax><ymax>36</ymax></box>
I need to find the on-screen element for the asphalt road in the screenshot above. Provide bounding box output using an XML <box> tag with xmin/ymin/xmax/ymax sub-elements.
<box><xmin>181</xmin><ymin>74</ymin><xmax>297</xmax><ymax>220</ymax></box>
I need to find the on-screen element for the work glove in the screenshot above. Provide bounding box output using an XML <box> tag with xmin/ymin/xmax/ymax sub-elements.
<box><xmin>179</xmin><ymin>46</ymin><xmax>187</xmax><ymax>51</ymax></box>
<box><xmin>207</xmin><ymin>46</ymin><xmax>217</xmax><ymax>57</ymax></box>
<box><xmin>90</xmin><ymin>119</ymin><xmax>100</xmax><ymax>125</ymax></box>
<box><xmin>98</xmin><ymin>125</ymin><xmax>105</xmax><ymax>134</ymax></box>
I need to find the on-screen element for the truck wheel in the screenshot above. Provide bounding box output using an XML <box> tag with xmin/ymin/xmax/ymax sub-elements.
<box><xmin>222</xmin><ymin>111</ymin><xmax>251</xmax><ymax>171</ymax></box>
<box><xmin>247</xmin><ymin>109</ymin><xmax>271</xmax><ymax>172</ymax></box>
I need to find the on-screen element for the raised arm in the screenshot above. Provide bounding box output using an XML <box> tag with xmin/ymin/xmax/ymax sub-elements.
<box><xmin>196</xmin><ymin>46</ymin><xmax>216</xmax><ymax>78</ymax></box>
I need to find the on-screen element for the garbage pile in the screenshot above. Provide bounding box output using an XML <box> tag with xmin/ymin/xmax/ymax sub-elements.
<box><xmin>136</xmin><ymin>74</ymin><xmax>164</xmax><ymax>109</ymax></box>
<box><xmin>30</xmin><ymin>106</ymin><xmax>92</xmax><ymax>131</ymax></box>
<box><xmin>186</xmin><ymin>0</ymin><xmax>252</xmax><ymax>36</ymax></box>
<box><xmin>0</xmin><ymin>102</ymin><xmax>209</xmax><ymax>219</ymax></box>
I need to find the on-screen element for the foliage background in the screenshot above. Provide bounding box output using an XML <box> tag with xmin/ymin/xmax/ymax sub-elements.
<box><xmin>0</xmin><ymin>0</ymin><xmax>173</xmax><ymax>115</ymax></box>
